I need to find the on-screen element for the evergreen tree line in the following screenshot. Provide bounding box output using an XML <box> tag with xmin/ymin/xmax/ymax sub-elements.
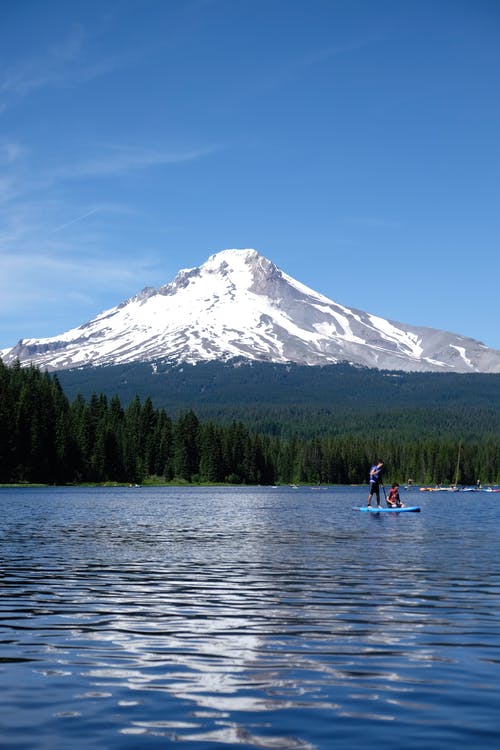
<box><xmin>1</xmin><ymin>360</ymin><xmax>499</xmax><ymax>485</ymax></box>
<box><xmin>58</xmin><ymin>360</ymin><xmax>500</xmax><ymax>440</ymax></box>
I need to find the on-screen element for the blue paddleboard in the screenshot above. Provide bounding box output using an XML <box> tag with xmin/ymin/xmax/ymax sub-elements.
<box><xmin>356</xmin><ymin>505</ymin><xmax>421</xmax><ymax>513</ymax></box>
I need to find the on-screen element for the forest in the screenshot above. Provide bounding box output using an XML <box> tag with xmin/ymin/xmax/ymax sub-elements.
<box><xmin>57</xmin><ymin>359</ymin><xmax>500</xmax><ymax>439</ymax></box>
<box><xmin>1</xmin><ymin>359</ymin><xmax>499</xmax><ymax>486</ymax></box>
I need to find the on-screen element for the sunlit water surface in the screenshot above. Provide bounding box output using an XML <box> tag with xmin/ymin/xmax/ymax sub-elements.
<box><xmin>1</xmin><ymin>486</ymin><xmax>499</xmax><ymax>749</ymax></box>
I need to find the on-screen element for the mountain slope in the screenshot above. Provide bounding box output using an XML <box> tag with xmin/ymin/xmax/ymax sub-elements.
<box><xmin>3</xmin><ymin>248</ymin><xmax>500</xmax><ymax>372</ymax></box>
<box><xmin>55</xmin><ymin>360</ymin><xmax>500</xmax><ymax>441</ymax></box>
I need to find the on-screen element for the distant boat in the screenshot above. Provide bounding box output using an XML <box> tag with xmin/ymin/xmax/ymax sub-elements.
<box><xmin>419</xmin><ymin>486</ymin><xmax>458</xmax><ymax>492</ymax></box>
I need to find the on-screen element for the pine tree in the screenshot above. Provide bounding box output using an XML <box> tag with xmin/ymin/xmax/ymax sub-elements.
<box><xmin>173</xmin><ymin>410</ymin><xmax>200</xmax><ymax>481</ymax></box>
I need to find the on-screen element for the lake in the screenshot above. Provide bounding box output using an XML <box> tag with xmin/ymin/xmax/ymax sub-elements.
<box><xmin>1</xmin><ymin>485</ymin><xmax>499</xmax><ymax>749</ymax></box>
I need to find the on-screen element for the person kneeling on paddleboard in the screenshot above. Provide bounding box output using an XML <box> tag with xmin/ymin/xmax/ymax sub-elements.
<box><xmin>367</xmin><ymin>461</ymin><xmax>384</xmax><ymax>507</ymax></box>
<box><xmin>387</xmin><ymin>483</ymin><xmax>404</xmax><ymax>507</ymax></box>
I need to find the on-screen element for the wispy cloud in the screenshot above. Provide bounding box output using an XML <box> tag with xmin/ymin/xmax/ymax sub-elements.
<box><xmin>0</xmin><ymin>134</ymin><xmax>219</xmax><ymax>200</ymax></box>
<box><xmin>46</xmin><ymin>202</ymin><xmax>141</xmax><ymax>234</ymax></box>
<box><xmin>0</xmin><ymin>248</ymin><xmax>153</xmax><ymax>292</ymax></box>
<box><xmin>0</xmin><ymin>139</ymin><xmax>26</xmax><ymax>163</ymax></box>
<box><xmin>261</xmin><ymin>36</ymin><xmax>383</xmax><ymax>91</ymax></box>
<box><xmin>342</xmin><ymin>215</ymin><xmax>403</xmax><ymax>230</ymax></box>
<box><xmin>0</xmin><ymin>136</ymin><xmax>219</xmax><ymax>210</ymax></box>
<box><xmin>297</xmin><ymin>39</ymin><xmax>382</xmax><ymax>70</ymax></box>
<box><xmin>0</xmin><ymin>28</ymin><xmax>81</xmax><ymax>110</ymax></box>
<box><xmin>0</xmin><ymin>23</ymin><xmax>124</xmax><ymax>114</ymax></box>
<box><xmin>53</xmin><ymin>143</ymin><xmax>219</xmax><ymax>180</ymax></box>
<box><xmin>0</xmin><ymin>240</ymin><xmax>162</xmax><ymax>344</ymax></box>
<box><xmin>0</xmin><ymin>196</ymin><xmax>136</xmax><ymax>254</ymax></box>
<box><xmin>49</xmin><ymin>208</ymin><xmax>101</xmax><ymax>234</ymax></box>
<box><xmin>0</xmin><ymin>139</ymin><xmax>27</xmax><ymax>202</ymax></box>
<box><xmin>0</xmin><ymin>2</ymin><xmax>222</xmax><ymax>344</ymax></box>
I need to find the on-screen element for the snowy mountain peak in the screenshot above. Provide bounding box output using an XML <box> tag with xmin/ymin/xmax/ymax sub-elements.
<box><xmin>3</xmin><ymin>248</ymin><xmax>500</xmax><ymax>373</ymax></box>
<box><xmin>158</xmin><ymin>249</ymin><xmax>279</xmax><ymax>297</ymax></box>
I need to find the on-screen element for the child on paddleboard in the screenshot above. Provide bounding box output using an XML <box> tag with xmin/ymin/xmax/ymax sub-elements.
<box><xmin>387</xmin><ymin>483</ymin><xmax>404</xmax><ymax>507</ymax></box>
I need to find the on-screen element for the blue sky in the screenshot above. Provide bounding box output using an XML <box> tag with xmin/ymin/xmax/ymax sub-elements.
<box><xmin>1</xmin><ymin>0</ymin><xmax>499</xmax><ymax>351</ymax></box>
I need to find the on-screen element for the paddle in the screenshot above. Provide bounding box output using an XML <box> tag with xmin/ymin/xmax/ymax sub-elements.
<box><xmin>381</xmin><ymin>483</ymin><xmax>387</xmax><ymax>505</ymax></box>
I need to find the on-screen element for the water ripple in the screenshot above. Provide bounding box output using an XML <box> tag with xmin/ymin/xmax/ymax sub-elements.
<box><xmin>1</xmin><ymin>486</ymin><xmax>500</xmax><ymax>748</ymax></box>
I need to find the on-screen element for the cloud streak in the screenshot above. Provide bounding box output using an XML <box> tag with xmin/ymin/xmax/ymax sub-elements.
<box><xmin>0</xmin><ymin>23</ymin><xmax>126</xmax><ymax>115</ymax></box>
<box><xmin>0</xmin><ymin>27</ymin><xmax>84</xmax><ymax>111</ymax></box>
<box><xmin>260</xmin><ymin>36</ymin><xmax>384</xmax><ymax>91</ymax></box>
<box><xmin>0</xmin><ymin>244</ymin><xmax>163</xmax><ymax>344</ymax></box>
<box><xmin>53</xmin><ymin>143</ymin><xmax>219</xmax><ymax>180</ymax></box>
<box><xmin>0</xmin><ymin>138</ymin><xmax>220</xmax><ymax>207</ymax></box>
<box><xmin>50</xmin><ymin>208</ymin><xmax>101</xmax><ymax>234</ymax></box>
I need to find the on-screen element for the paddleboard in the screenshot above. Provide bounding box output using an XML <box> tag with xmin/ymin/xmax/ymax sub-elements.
<box><xmin>356</xmin><ymin>505</ymin><xmax>421</xmax><ymax>513</ymax></box>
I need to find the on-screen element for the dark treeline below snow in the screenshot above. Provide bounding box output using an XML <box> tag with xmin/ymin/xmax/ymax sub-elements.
<box><xmin>2</xmin><ymin>360</ymin><xmax>499</xmax><ymax>486</ymax></box>
<box><xmin>57</xmin><ymin>360</ymin><xmax>500</xmax><ymax>440</ymax></box>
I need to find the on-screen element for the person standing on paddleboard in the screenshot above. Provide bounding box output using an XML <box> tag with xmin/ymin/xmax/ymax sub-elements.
<box><xmin>367</xmin><ymin>460</ymin><xmax>384</xmax><ymax>507</ymax></box>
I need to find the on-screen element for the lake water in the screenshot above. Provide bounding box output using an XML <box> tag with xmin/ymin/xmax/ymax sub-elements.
<box><xmin>1</xmin><ymin>485</ymin><xmax>499</xmax><ymax>749</ymax></box>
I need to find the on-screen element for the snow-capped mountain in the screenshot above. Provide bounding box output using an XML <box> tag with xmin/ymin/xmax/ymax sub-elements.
<box><xmin>3</xmin><ymin>248</ymin><xmax>500</xmax><ymax>373</ymax></box>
